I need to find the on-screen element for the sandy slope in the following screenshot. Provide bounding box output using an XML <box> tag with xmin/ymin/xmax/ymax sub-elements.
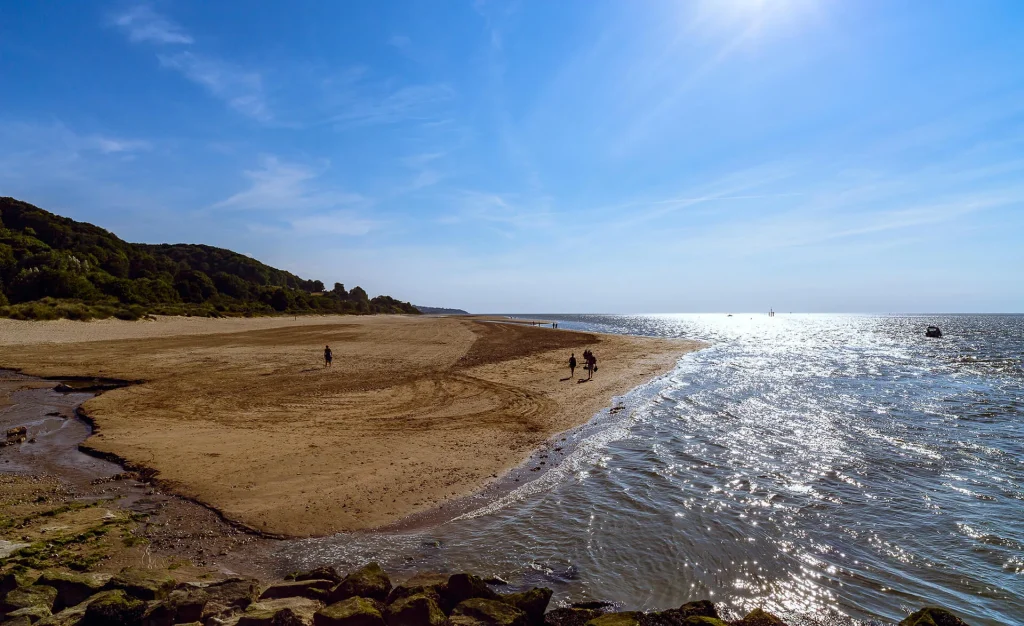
<box><xmin>0</xmin><ymin>315</ymin><xmax>703</xmax><ymax>536</ymax></box>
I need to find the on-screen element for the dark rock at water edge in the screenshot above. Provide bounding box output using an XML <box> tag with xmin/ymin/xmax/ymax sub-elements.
<box><xmin>384</xmin><ymin>593</ymin><xmax>446</xmax><ymax>626</ymax></box>
<box><xmin>444</xmin><ymin>574</ymin><xmax>500</xmax><ymax>610</ymax></box>
<box><xmin>329</xmin><ymin>563</ymin><xmax>392</xmax><ymax>604</ymax></box>
<box><xmin>291</xmin><ymin>567</ymin><xmax>343</xmax><ymax>585</ymax></box>
<box><xmin>899</xmin><ymin>607</ymin><xmax>970</xmax><ymax>626</ymax></box>
<box><xmin>261</xmin><ymin>579</ymin><xmax>333</xmax><ymax>602</ymax></box>
<box><xmin>500</xmin><ymin>587</ymin><xmax>552</xmax><ymax>625</ymax></box>
<box><xmin>545</xmin><ymin>607</ymin><xmax>604</xmax><ymax>626</ymax></box>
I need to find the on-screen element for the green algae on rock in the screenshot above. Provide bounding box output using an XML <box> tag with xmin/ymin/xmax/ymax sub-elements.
<box><xmin>899</xmin><ymin>607</ymin><xmax>971</xmax><ymax>626</ymax></box>
<box><xmin>385</xmin><ymin>592</ymin><xmax>447</xmax><ymax>626</ymax></box>
<box><xmin>330</xmin><ymin>564</ymin><xmax>393</xmax><ymax>604</ymax></box>
<box><xmin>451</xmin><ymin>597</ymin><xmax>529</xmax><ymax>626</ymax></box>
<box><xmin>315</xmin><ymin>596</ymin><xmax>387</xmax><ymax>626</ymax></box>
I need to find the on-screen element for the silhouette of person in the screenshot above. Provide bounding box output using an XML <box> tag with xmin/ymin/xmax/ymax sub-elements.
<box><xmin>588</xmin><ymin>352</ymin><xmax>597</xmax><ymax>379</ymax></box>
<box><xmin>569</xmin><ymin>353</ymin><xmax>577</xmax><ymax>378</ymax></box>
<box><xmin>324</xmin><ymin>345</ymin><xmax>333</xmax><ymax>368</ymax></box>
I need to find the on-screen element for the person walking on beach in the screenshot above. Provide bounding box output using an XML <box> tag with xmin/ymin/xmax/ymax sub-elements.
<box><xmin>324</xmin><ymin>345</ymin><xmax>333</xmax><ymax>368</ymax></box>
<box><xmin>569</xmin><ymin>353</ymin><xmax>577</xmax><ymax>378</ymax></box>
<box><xmin>588</xmin><ymin>351</ymin><xmax>597</xmax><ymax>380</ymax></box>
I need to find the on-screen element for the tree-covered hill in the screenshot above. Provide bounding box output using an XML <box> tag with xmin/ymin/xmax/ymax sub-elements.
<box><xmin>0</xmin><ymin>197</ymin><xmax>420</xmax><ymax>320</ymax></box>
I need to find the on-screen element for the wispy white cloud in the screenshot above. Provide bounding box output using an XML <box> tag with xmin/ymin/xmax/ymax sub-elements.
<box><xmin>0</xmin><ymin>122</ymin><xmax>151</xmax><ymax>162</ymax></box>
<box><xmin>213</xmin><ymin>156</ymin><xmax>364</xmax><ymax>212</ymax></box>
<box><xmin>110</xmin><ymin>4</ymin><xmax>193</xmax><ymax>45</ymax></box>
<box><xmin>326</xmin><ymin>83</ymin><xmax>455</xmax><ymax>128</ymax></box>
<box><xmin>158</xmin><ymin>52</ymin><xmax>269</xmax><ymax>121</ymax></box>
<box><xmin>213</xmin><ymin>156</ymin><xmax>377</xmax><ymax>237</ymax></box>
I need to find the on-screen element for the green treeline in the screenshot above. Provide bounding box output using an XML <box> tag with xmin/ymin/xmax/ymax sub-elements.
<box><xmin>0</xmin><ymin>197</ymin><xmax>419</xmax><ymax>320</ymax></box>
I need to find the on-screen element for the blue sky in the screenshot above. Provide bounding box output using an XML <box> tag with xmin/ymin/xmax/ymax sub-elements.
<box><xmin>2</xmin><ymin>0</ymin><xmax>1022</xmax><ymax>313</ymax></box>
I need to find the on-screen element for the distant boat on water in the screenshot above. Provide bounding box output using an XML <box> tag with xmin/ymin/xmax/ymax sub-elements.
<box><xmin>925</xmin><ymin>326</ymin><xmax>943</xmax><ymax>338</ymax></box>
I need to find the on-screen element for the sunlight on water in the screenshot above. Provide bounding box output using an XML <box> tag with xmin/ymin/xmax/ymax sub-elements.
<box><xmin>275</xmin><ymin>314</ymin><xmax>1024</xmax><ymax>626</ymax></box>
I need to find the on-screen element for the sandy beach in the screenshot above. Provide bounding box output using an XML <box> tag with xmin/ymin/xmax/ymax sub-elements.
<box><xmin>0</xmin><ymin>315</ymin><xmax>703</xmax><ymax>537</ymax></box>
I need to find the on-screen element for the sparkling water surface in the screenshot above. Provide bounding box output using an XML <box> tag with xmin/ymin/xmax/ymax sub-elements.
<box><xmin>275</xmin><ymin>314</ymin><xmax>1024</xmax><ymax>626</ymax></box>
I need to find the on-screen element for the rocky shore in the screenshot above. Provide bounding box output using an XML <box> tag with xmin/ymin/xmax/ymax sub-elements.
<box><xmin>0</xmin><ymin>562</ymin><xmax>977</xmax><ymax>626</ymax></box>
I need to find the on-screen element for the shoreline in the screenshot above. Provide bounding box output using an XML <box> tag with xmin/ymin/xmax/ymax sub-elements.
<box><xmin>0</xmin><ymin>315</ymin><xmax>705</xmax><ymax>538</ymax></box>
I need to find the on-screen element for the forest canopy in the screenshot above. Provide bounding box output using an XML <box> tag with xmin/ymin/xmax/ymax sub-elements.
<box><xmin>0</xmin><ymin>197</ymin><xmax>420</xmax><ymax>320</ymax></box>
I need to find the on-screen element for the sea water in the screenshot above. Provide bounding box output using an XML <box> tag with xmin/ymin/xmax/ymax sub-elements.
<box><xmin>277</xmin><ymin>314</ymin><xmax>1024</xmax><ymax>626</ymax></box>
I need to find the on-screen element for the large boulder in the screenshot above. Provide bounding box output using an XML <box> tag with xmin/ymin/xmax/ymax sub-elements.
<box><xmin>450</xmin><ymin>598</ymin><xmax>528</xmax><ymax>626</ymax></box>
<box><xmin>36</xmin><ymin>571</ymin><xmax>110</xmax><ymax>612</ymax></box>
<box><xmin>384</xmin><ymin>593</ymin><xmax>446</xmax><ymax>626</ymax></box>
<box><xmin>236</xmin><ymin>597</ymin><xmax>321</xmax><ymax>626</ymax></box>
<box><xmin>899</xmin><ymin>607</ymin><xmax>970</xmax><ymax>626</ymax></box>
<box><xmin>444</xmin><ymin>574</ymin><xmax>500</xmax><ymax>610</ymax></box>
<box><xmin>107</xmin><ymin>568</ymin><xmax>175</xmax><ymax>601</ymax></box>
<box><xmin>1</xmin><ymin>586</ymin><xmax>58</xmax><ymax>615</ymax></box>
<box><xmin>83</xmin><ymin>589</ymin><xmax>146</xmax><ymax>626</ymax></box>
<box><xmin>260</xmin><ymin>580</ymin><xmax>333</xmax><ymax>602</ymax></box>
<box><xmin>731</xmin><ymin>609</ymin><xmax>788</xmax><ymax>626</ymax></box>
<box><xmin>585</xmin><ymin>613</ymin><xmax>642</xmax><ymax>626</ymax></box>
<box><xmin>314</xmin><ymin>597</ymin><xmax>386</xmax><ymax>626</ymax></box>
<box><xmin>329</xmin><ymin>564</ymin><xmax>392</xmax><ymax>604</ymax></box>
<box><xmin>544</xmin><ymin>608</ymin><xmax>602</xmax><ymax>626</ymax></box>
<box><xmin>499</xmin><ymin>588</ymin><xmax>552</xmax><ymax>625</ymax></box>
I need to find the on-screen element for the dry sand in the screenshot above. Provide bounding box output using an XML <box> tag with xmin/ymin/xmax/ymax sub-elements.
<box><xmin>0</xmin><ymin>315</ymin><xmax>703</xmax><ymax>537</ymax></box>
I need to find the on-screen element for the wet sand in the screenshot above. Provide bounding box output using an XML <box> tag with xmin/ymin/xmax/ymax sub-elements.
<box><xmin>0</xmin><ymin>315</ymin><xmax>703</xmax><ymax>537</ymax></box>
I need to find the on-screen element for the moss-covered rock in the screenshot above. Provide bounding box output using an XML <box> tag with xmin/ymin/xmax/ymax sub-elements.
<box><xmin>499</xmin><ymin>588</ymin><xmax>552</xmax><ymax>625</ymax></box>
<box><xmin>899</xmin><ymin>607</ymin><xmax>970</xmax><ymax>626</ymax></box>
<box><xmin>329</xmin><ymin>563</ymin><xmax>392</xmax><ymax>604</ymax></box>
<box><xmin>384</xmin><ymin>592</ymin><xmax>446</xmax><ymax>626</ymax></box>
<box><xmin>543</xmin><ymin>607</ymin><xmax>602</xmax><ymax>626</ymax></box>
<box><xmin>1</xmin><ymin>586</ymin><xmax>58</xmax><ymax>614</ymax></box>
<box><xmin>445</xmin><ymin>574</ymin><xmax>500</xmax><ymax>609</ymax></box>
<box><xmin>107</xmin><ymin>568</ymin><xmax>174</xmax><ymax>601</ymax></box>
<box><xmin>260</xmin><ymin>579</ymin><xmax>333</xmax><ymax>601</ymax></box>
<box><xmin>1</xmin><ymin>572</ymin><xmax>39</xmax><ymax>596</ymax></box>
<box><xmin>82</xmin><ymin>589</ymin><xmax>146</xmax><ymax>626</ymax></box>
<box><xmin>165</xmin><ymin>587</ymin><xmax>208</xmax><ymax>624</ymax></box>
<box><xmin>2</xmin><ymin>615</ymin><xmax>34</xmax><ymax>626</ymax></box>
<box><xmin>386</xmin><ymin>573</ymin><xmax>448</xmax><ymax>608</ymax></box>
<box><xmin>314</xmin><ymin>596</ymin><xmax>386</xmax><ymax>626</ymax></box>
<box><xmin>451</xmin><ymin>598</ymin><xmax>529</xmax><ymax>626</ymax></box>
<box><xmin>4</xmin><ymin>604</ymin><xmax>52</xmax><ymax>623</ymax></box>
<box><xmin>731</xmin><ymin>608</ymin><xmax>788</xmax><ymax>626</ymax></box>
<box><xmin>35</xmin><ymin>571</ymin><xmax>110</xmax><ymax>612</ymax></box>
<box><xmin>235</xmin><ymin>597</ymin><xmax>321</xmax><ymax>626</ymax></box>
<box><xmin>677</xmin><ymin>601</ymin><xmax>717</xmax><ymax>619</ymax></box>
<box><xmin>584</xmin><ymin>612</ymin><xmax>642</xmax><ymax>626</ymax></box>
